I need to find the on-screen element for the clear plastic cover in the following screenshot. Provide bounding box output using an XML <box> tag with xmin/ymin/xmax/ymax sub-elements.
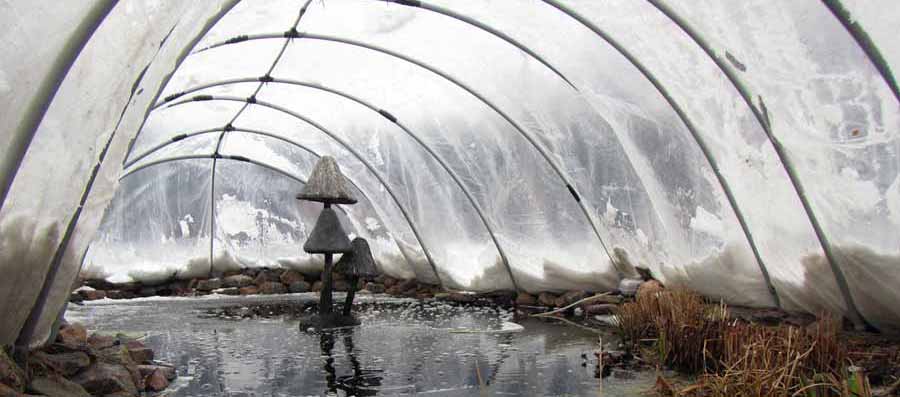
<box><xmin>2</xmin><ymin>0</ymin><xmax>900</xmax><ymax>346</ymax></box>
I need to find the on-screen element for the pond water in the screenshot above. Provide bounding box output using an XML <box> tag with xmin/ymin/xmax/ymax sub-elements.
<box><xmin>67</xmin><ymin>293</ymin><xmax>660</xmax><ymax>396</ymax></box>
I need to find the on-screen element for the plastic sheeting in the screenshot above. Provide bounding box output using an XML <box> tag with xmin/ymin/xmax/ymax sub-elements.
<box><xmin>1</xmin><ymin>0</ymin><xmax>898</xmax><ymax>346</ymax></box>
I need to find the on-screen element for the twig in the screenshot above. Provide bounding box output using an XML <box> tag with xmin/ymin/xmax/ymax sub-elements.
<box><xmin>875</xmin><ymin>377</ymin><xmax>900</xmax><ymax>397</ymax></box>
<box><xmin>530</xmin><ymin>292</ymin><xmax>613</xmax><ymax>318</ymax></box>
<box><xmin>539</xmin><ymin>315</ymin><xmax>604</xmax><ymax>334</ymax></box>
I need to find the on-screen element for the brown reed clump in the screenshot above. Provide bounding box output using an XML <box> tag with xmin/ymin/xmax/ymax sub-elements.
<box><xmin>615</xmin><ymin>288</ymin><xmax>870</xmax><ymax>397</ymax></box>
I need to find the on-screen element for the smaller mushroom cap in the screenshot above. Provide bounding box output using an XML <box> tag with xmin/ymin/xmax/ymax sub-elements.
<box><xmin>296</xmin><ymin>156</ymin><xmax>358</xmax><ymax>205</ymax></box>
<box><xmin>303</xmin><ymin>208</ymin><xmax>352</xmax><ymax>254</ymax></box>
<box><xmin>333</xmin><ymin>238</ymin><xmax>378</xmax><ymax>277</ymax></box>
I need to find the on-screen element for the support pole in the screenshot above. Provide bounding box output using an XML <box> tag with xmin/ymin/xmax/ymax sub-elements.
<box><xmin>320</xmin><ymin>252</ymin><xmax>334</xmax><ymax>315</ymax></box>
<box><xmin>343</xmin><ymin>276</ymin><xmax>359</xmax><ymax>316</ymax></box>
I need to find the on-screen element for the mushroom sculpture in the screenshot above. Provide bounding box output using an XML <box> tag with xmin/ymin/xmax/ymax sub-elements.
<box><xmin>297</xmin><ymin>156</ymin><xmax>356</xmax><ymax>327</ymax></box>
<box><xmin>333</xmin><ymin>238</ymin><xmax>379</xmax><ymax>316</ymax></box>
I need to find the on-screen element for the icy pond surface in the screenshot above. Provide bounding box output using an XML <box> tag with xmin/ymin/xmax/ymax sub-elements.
<box><xmin>67</xmin><ymin>293</ymin><xmax>658</xmax><ymax>396</ymax></box>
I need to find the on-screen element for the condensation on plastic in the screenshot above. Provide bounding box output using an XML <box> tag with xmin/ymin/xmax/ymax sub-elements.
<box><xmin>0</xmin><ymin>1</ymin><xmax>235</xmax><ymax>346</ymax></box>
<box><xmin>0</xmin><ymin>2</ymin><xmax>96</xmax><ymax>163</ymax></box>
<box><xmin>657</xmin><ymin>0</ymin><xmax>900</xmax><ymax>332</ymax></box>
<box><xmin>84</xmin><ymin>159</ymin><xmax>214</xmax><ymax>283</ymax></box>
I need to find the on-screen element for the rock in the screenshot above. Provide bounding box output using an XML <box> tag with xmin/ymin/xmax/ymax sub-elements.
<box><xmin>556</xmin><ymin>291</ymin><xmax>588</xmax><ymax>308</ymax></box>
<box><xmin>106</xmin><ymin>290</ymin><xmax>136</xmax><ymax>300</ymax></box>
<box><xmin>416</xmin><ymin>292</ymin><xmax>433</xmax><ymax>300</ymax></box>
<box><xmin>448</xmin><ymin>292</ymin><xmax>476</xmax><ymax>303</ymax></box>
<box><xmin>213</xmin><ymin>287</ymin><xmax>240</xmax><ymax>296</ymax></box>
<box><xmin>196</xmin><ymin>278</ymin><xmax>222</xmax><ymax>292</ymax></box>
<box><xmin>636</xmin><ymin>280</ymin><xmax>664</xmax><ymax>300</ymax></box>
<box><xmin>138</xmin><ymin>365</ymin><xmax>176</xmax><ymax>380</ymax></box>
<box><xmin>0</xmin><ymin>349</ymin><xmax>25</xmax><ymax>392</ymax></box>
<box><xmin>69</xmin><ymin>292</ymin><xmax>84</xmax><ymax>303</ymax></box>
<box><xmin>32</xmin><ymin>351</ymin><xmax>90</xmax><ymax>377</ymax></box>
<box><xmin>364</xmin><ymin>282</ymin><xmax>385</xmax><ymax>293</ymax></box>
<box><xmin>385</xmin><ymin>285</ymin><xmax>402</xmax><ymax>295</ymax></box>
<box><xmin>618</xmin><ymin>278</ymin><xmax>643</xmax><ymax>297</ymax></box>
<box><xmin>137</xmin><ymin>286</ymin><xmax>158</xmax><ymax>297</ymax></box>
<box><xmin>280</xmin><ymin>270</ymin><xmax>305</xmax><ymax>285</ymax></box>
<box><xmin>223</xmin><ymin>270</ymin><xmax>243</xmax><ymax>278</ymax></box>
<box><xmin>28</xmin><ymin>374</ymin><xmax>90</xmax><ymax>397</ymax></box>
<box><xmin>288</xmin><ymin>281</ymin><xmax>311</xmax><ymax>293</ymax></box>
<box><xmin>57</xmin><ymin>323</ymin><xmax>88</xmax><ymax>347</ymax></box>
<box><xmin>253</xmin><ymin>270</ymin><xmax>281</xmax><ymax>286</ymax></box>
<box><xmin>303</xmin><ymin>272</ymin><xmax>321</xmax><ymax>282</ymax></box>
<box><xmin>515</xmin><ymin>293</ymin><xmax>538</xmax><ymax>306</ymax></box>
<box><xmin>79</xmin><ymin>289</ymin><xmax>106</xmax><ymax>301</ymax></box>
<box><xmin>0</xmin><ymin>383</ymin><xmax>23</xmax><ymax>397</ymax></box>
<box><xmin>538</xmin><ymin>292</ymin><xmax>559</xmax><ymax>307</ymax></box>
<box><xmin>584</xmin><ymin>304</ymin><xmax>618</xmax><ymax>315</ymax></box>
<box><xmin>333</xmin><ymin>280</ymin><xmax>351</xmax><ymax>292</ymax></box>
<box><xmin>127</xmin><ymin>347</ymin><xmax>154</xmax><ymax>364</ymax></box>
<box><xmin>311</xmin><ymin>281</ymin><xmax>323</xmax><ymax>292</ymax></box>
<box><xmin>72</xmin><ymin>362</ymin><xmax>138</xmax><ymax>396</ymax></box>
<box><xmin>222</xmin><ymin>275</ymin><xmax>253</xmax><ymax>288</ymax></box>
<box><xmin>87</xmin><ymin>334</ymin><xmax>117</xmax><ymax>350</ymax></box>
<box><xmin>238</xmin><ymin>286</ymin><xmax>259</xmax><ymax>295</ymax></box>
<box><xmin>145</xmin><ymin>368</ymin><xmax>170</xmax><ymax>392</ymax></box>
<box><xmin>97</xmin><ymin>346</ymin><xmax>143</xmax><ymax>391</ymax></box>
<box><xmin>84</xmin><ymin>279</ymin><xmax>117</xmax><ymax>291</ymax></box>
<box><xmin>258</xmin><ymin>282</ymin><xmax>286</xmax><ymax>295</ymax></box>
<box><xmin>382</xmin><ymin>277</ymin><xmax>397</xmax><ymax>288</ymax></box>
<box><xmin>396</xmin><ymin>279</ymin><xmax>417</xmax><ymax>293</ymax></box>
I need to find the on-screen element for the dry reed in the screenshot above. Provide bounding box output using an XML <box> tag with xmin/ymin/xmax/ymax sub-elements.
<box><xmin>615</xmin><ymin>288</ymin><xmax>870</xmax><ymax>397</ymax></box>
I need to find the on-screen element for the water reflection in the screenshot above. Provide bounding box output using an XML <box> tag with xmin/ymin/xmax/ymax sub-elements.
<box><xmin>319</xmin><ymin>329</ymin><xmax>383</xmax><ymax>396</ymax></box>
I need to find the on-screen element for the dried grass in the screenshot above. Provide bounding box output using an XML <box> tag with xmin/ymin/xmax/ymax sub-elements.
<box><xmin>615</xmin><ymin>288</ymin><xmax>871</xmax><ymax>397</ymax></box>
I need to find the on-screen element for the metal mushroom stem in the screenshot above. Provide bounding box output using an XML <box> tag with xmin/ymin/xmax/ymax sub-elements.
<box><xmin>298</xmin><ymin>156</ymin><xmax>357</xmax><ymax>316</ymax></box>
<box><xmin>334</xmin><ymin>238</ymin><xmax>379</xmax><ymax>316</ymax></box>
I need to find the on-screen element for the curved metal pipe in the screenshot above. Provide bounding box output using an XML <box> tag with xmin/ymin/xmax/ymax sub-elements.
<box><xmin>124</xmin><ymin>127</ymin><xmax>221</xmax><ymax>170</ymax></box>
<box><xmin>821</xmin><ymin>0</ymin><xmax>900</xmax><ymax>106</ymax></box>
<box><xmin>540</xmin><ymin>1</ymin><xmax>781</xmax><ymax>307</ymax></box>
<box><xmin>644</xmin><ymin>0</ymin><xmax>868</xmax><ymax>328</ymax></box>
<box><xmin>153</xmin><ymin>77</ymin><xmax>522</xmax><ymax>290</ymax></box>
<box><xmin>119</xmin><ymin>153</ymin><xmax>352</xmax><ymax>219</ymax></box>
<box><xmin>122</xmin><ymin>1</ymin><xmax>241</xmax><ymax>165</ymax></box>
<box><xmin>194</xmin><ymin>32</ymin><xmax>618</xmax><ymax>277</ymax></box>
<box><xmin>163</xmin><ymin>95</ymin><xmax>446</xmax><ymax>287</ymax></box>
<box><xmin>379</xmin><ymin>0</ymin><xmax>576</xmax><ymax>90</ymax></box>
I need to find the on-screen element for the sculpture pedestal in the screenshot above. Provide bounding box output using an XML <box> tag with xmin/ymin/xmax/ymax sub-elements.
<box><xmin>298</xmin><ymin>312</ymin><xmax>360</xmax><ymax>331</ymax></box>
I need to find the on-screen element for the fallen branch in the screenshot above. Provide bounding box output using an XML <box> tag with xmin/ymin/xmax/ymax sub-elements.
<box><xmin>530</xmin><ymin>292</ymin><xmax>613</xmax><ymax>318</ymax></box>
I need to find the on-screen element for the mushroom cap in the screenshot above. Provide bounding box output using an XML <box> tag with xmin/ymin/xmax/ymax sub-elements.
<box><xmin>333</xmin><ymin>238</ymin><xmax>378</xmax><ymax>277</ymax></box>
<box><xmin>303</xmin><ymin>207</ymin><xmax>352</xmax><ymax>254</ymax></box>
<box><xmin>296</xmin><ymin>156</ymin><xmax>358</xmax><ymax>205</ymax></box>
